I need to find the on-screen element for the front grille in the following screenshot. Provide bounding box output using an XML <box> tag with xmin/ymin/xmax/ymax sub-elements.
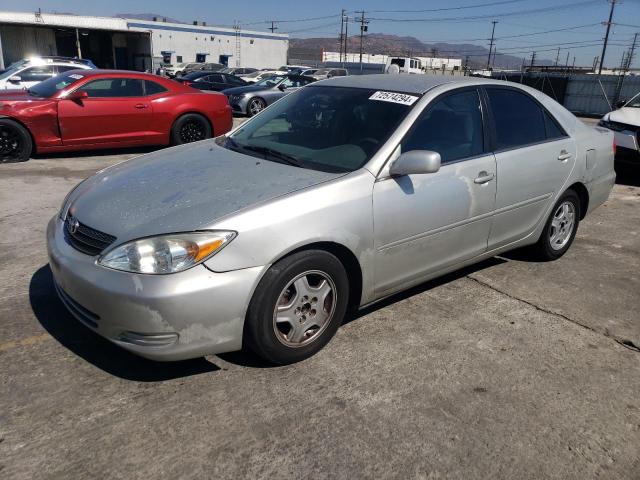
<box><xmin>55</xmin><ymin>283</ymin><xmax>100</xmax><ymax>329</ymax></box>
<box><xmin>64</xmin><ymin>215</ymin><xmax>116</xmax><ymax>256</ymax></box>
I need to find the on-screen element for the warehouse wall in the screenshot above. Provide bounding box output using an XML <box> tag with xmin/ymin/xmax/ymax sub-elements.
<box><xmin>0</xmin><ymin>25</ymin><xmax>57</xmax><ymax>67</ymax></box>
<box><xmin>139</xmin><ymin>24</ymin><xmax>287</xmax><ymax>69</ymax></box>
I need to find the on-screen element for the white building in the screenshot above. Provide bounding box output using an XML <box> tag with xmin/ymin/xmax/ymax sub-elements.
<box><xmin>322</xmin><ymin>51</ymin><xmax>462</xmax><ymax>71</ymax></box>
<box><xmin>0</xmin><ymin>10</ymin><xmax>288</xmax><ymax>71</ymax></box>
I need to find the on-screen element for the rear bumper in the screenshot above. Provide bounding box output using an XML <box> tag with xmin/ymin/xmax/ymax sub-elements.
<box><xmin>46</xmin><ymin>216</ymin><xmax>266</xmax><ymax>361</ymax></box>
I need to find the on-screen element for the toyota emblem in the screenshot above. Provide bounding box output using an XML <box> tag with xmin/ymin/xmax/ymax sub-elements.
<box><xmin>69</xmin><ymin>216</ymin><xmax>80</xmax><ymax>234</ymax></box>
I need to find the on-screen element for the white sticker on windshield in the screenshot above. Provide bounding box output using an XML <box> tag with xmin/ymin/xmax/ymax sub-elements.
<box><xmin>69</xmin><ymin>74</ymin><xmax>84</xmax><ymax>79</ymax></box>
<box><xmin>369</xmin><ymin>91</ymin><xmax>419</xmax><ymax>105</ymax></box>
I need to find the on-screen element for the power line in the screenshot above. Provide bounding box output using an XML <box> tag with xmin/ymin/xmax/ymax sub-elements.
<box><xmin>367</xmin><ymin>1</ymin><xmax>602</xmax><ymax>23</ymax></box>
<box><xmin>368</xmin><ymin>0</ymin><xmax>527</xmax><ymax>13</ymax></box>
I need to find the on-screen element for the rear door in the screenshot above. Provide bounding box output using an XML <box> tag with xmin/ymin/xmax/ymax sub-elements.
<box><xmin>58</xmin><ymin>77</ymin><xmax>153</xmax><ymax>146</ymax></box>
<box><xmin>483</xmin><ymin>87</ymin><xmax>576</xmax><ymax>248</ymax></box>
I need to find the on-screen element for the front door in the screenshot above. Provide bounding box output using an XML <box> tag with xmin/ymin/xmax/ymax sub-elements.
<box><xmin>483</xmin><ymin>87</ymin><xmax>577</xmax><ymax>248</ymax></box>
<box><xmin>58</xmin><ymin>77</ymin><xmax>152</xmax><ymax>146</ymax></box>
<box><xmin>373</xmin><ymin>88</ymin><xmax>497</xmax><ymax>296</ymax></box>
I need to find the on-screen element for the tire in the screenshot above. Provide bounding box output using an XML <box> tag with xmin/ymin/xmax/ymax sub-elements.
<box><xmin>170</xmin><ymin>113</ymin><xmax>212</xmax><ymax>145</ymax></box>
<box><xmin>244</xmin><ymin>250</ymin><xmax>350</xmax><ymax>365</ymax></box>
<box><xmin>531</xmin><ymin>189</ymin><xmax>581</xmax><ymax>261</ymax></box>
<box><xmin>0</xmin><ymin>118</ymin><xmax>32</xmax><ymax>163</ymax></box>
<box><xmin>246</xmin><ymin>97</ymin><xmax>266</xmax><ymax>117</ymax></box>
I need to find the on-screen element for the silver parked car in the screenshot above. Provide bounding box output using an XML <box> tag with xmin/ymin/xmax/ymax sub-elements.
<box><xmin>47</xmin><ymin>75</ymin><xmax>615</xmax><ymax>364</ymax></box>
<box><xmin>222</xmin><ymin>74</ymin><xmax>315</xmax><ymax>116</ymax></box>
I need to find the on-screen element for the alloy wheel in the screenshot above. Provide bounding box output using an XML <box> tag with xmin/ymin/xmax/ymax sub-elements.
<box><xmin>0</xmin><ymin>125</ymin><xmax>22</xmax><ymax>161</ymax></box>
<box><xmin>179</xmin><ymin>120</ymin><xmax>206</xmax><ymax>143</ymax></box>
<box><xmin>272</xmin><ymin>270</ymin><xmax>337</xmax><ymax>347</ymax></box>
<box><xmin>549</xmin><ymin>201</ymin><xmax>576</xmax><ymax>251</ymax></box>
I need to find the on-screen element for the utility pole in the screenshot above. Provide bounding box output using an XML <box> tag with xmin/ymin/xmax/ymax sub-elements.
<box><xmin>344</xmin><ymin>14</ymin><xmax>349</xmax><ymax>63</ymax></box>
<box><xmin>592</xmin><ymin>55</ymin><xmax>599</xmax><ymax>72</ymax></box>
<box><xmin>598</xmin><ymin>0</ymin><xmax>617</xmax><ymax>75</ymax></box>
<box><xmin>530</xmin><ymin>51</ymin><xmax>537</xmax><ymax>68</ymax></box>
<box><xmin>555</xmin><ymin>47</ymin><xmax>560</xmax><ymax>66</ymax></box>
<box><xmin>565</xmin><ymin>51</ymin><xmax>570</xmax><ymax>70</ymax></box>
<box><xmin>357</xmin><ymin>11</ymin><xmax>368</xmax><ymax>72</ymax></box>
<box><xmin>268</xmin><ymin>21</ymin><xmax>278</xmax><ymax>33</ymax></box>
<box><xmin>487</xmin><ymin>20</ymin><xmax>497</xmax><ymax>70</ymax></box>
<box><xmin>339</xmin><ymin>10</ymin><xmax>345</xmax><ymax>63</ymax></box>
<box><xmin>464</xmin><ymin>55</ymin><xmax>469</xmax><ymax>75</ymax></box>
<box><xmin>626</xmin><ymin>32</ymin><xmax>638</xmax><ymax>70</ymax></box>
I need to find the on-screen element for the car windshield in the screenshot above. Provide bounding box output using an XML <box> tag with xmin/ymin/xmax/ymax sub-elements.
<box><xmin>243</xmin><ymin>71</ymin><xmax>262</xmax><ymax>78</ymax></box>
<box><xmin>314</xmin><ymin>69</ymin><xmax>330</xmax><ymax>75</ymax></box>
<box><xmin>253</xmin><ymin>76</ymin><xmax>284</xmax><ymax>87</ymax></box>
<box><xmin>0</xmin><ymin>66</ymin><xmax>21</xmax><ymax>81</ymax></box>
<box><xmin>626</xmin><ymin>92</ymin><xmax>640</xmax><ymax>108</ymax></box>
<box><xmin>28</xmin><ymin>73</ymin><xmax>84</xmax><ymax>97</ymax></box>
<box><xmin>223</xmin><ymin>86</ymin><xmax>417</xmax><ymax>173</ymax></box>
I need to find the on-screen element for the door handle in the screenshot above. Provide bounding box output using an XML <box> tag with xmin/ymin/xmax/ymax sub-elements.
<box><xmin>474</xmin><ymin>171</ymin><xmax>495</xmax><ymax>184</ymax></box>
<box><xmin>558</xmin><ymin>150</ymin><xmax>572</xmax><ymax>161</ymax></box>
<box><xmin>134</xmin><ymin>103</ymin><xmax>149</xmax><ymax>109</ymax></box>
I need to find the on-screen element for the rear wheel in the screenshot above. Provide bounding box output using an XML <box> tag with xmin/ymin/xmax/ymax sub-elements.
<box><xmin>246</xmin><ymin>97</ymin><xmax>266</xmax><ymax>117</ymax></box>
<box><xmin>531</xmin><ymin>190</ymin><xmax>581</xmax><ymax>260</ymax></box>
<box><xmin>0</xmin><ymin>119</ymin><xmax>32</xmax><ymax>163</ymax></box>
<box><xmin>170</xmin><ymin>113</ymin><xmax>212</xmax><ymax>145</ymax></box>
<box><xmin>244</xmin><ymin>250</ymin><xmax>349</xmax><ymax>364</ymax></box>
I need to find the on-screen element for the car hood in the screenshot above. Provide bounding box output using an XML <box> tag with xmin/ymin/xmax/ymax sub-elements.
<box><xmin>605</xmin><ymin>107</ymin><xmax>640</xmax><ymax>127</ymax></box>
<box><xmin>67</xmin><ymin>141</ymin><xmax>345</xmax><ymax>243</ymax></box>
<box><xmin>222</xmin><ymin>84</ymin><xmax>273</xmax><ymax>95</ymax></box>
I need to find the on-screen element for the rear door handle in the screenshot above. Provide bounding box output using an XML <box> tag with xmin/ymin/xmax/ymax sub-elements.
<box><xmin>135</xmin><ymin>104</ymin><xmax>149</xmax><ymax>109</ymax></box>
<box><xmin>558</xmin><ymin>150</ymin><xmax>572</xmax><ymax>161</ymax></box>
<box><xmin>474</xmin><ymin>171</ymin><xmax>495</xmax><ymax>184</ymax></box>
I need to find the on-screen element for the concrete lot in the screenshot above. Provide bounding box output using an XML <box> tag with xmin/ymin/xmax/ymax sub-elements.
<box><xmin>0</xmin><ymin>122</ymin><xmax>639</xmax><ymax>479</ymax></box>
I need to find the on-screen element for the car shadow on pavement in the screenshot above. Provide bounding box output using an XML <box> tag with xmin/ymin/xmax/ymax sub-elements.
<box><xmin>29</xmin><ymin>265</ymin><xmax>219</xmax><ymax>382</ymax></box>
<box><xmin>220</xmin><ymin>257</ymin><xmax>508</xmax><ymax>368</ymax></box>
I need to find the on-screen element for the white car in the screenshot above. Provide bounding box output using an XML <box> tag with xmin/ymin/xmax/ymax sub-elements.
<box><xmin>598</xmin><ymin>92</ymin><xmax>640</xmax><ymax>157</ymax></box>
<box><xmin>0</xmin><ymin>57</ymin><xmax>94</xmax><ymax>90</ymax></box>
<box><xmin>239</xmin><ymin>70</ymin><xmax>283</xmax><ymax>83</ymax></box>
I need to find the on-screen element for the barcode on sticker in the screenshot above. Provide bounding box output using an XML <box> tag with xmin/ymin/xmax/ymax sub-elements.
<box><xmin>369</xmin><ymin>91</ymin><xmax>419</xmax><ymax>105</ymax></box>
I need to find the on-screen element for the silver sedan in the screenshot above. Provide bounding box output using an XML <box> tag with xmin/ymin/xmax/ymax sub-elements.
<box><xmin>47</xmin><ymin>74</ymin><xmax>615</xmax><ymax>364</ymax></box>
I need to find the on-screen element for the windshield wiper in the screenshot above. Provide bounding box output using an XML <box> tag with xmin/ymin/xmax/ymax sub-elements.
<box><xmin>224</xmin><ymin>138</ymin><xmax>302</xmax><ymax>167</ymax></box>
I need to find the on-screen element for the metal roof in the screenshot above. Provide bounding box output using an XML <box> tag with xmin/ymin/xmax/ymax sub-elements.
<box><xmin>317</xmin><ymin>74</ymin><xmax>499</xmax><ymax>94</ymax></box>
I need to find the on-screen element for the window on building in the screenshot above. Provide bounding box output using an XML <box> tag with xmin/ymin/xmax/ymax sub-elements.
<box><xmin>176</xmin><ymin>56</ymin><xmax>183</xmax><ymax>63</ymax></box>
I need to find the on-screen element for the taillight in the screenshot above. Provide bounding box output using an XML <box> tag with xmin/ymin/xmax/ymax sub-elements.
<box><xmin>185</xmin><ymin>81</ymin><xmax>194</xmax><ymax>87</ymax></box>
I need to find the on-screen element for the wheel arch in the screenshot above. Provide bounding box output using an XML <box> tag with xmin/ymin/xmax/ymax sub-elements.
<box><xmin>0</xmin><ymin>115</ymin><xmax>37</xmax><ymax>154</ymax></box>
<box><xmin>271</xmin><ymin>241</ymin><xmax>363</xmax><ymax>312</ymax></box>
<box><xmin>567</xmin><ymin>182</ymin><xmax>589</xmax><ymax>219</ymax></box>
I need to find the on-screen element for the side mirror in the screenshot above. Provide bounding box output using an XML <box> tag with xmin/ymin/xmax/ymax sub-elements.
<box><xmin>67</xmin><ymin>90</ymin><xmax>89</xmax><ymax>101</ymax></box>
<box><xmin>8</xmin><ymin>75</ymin><xmax>21</xmax><ymax>83</ymax></box>
<box><xmin>278</xmin><ymin>84</ymin><xmax>287</xmax><ymax>91</ymax></box>
<box><xmin>389</xmin><ymin>150</ymin><xmax>441</xmax><ymax>176</ymax></box>
<box><xmin>615</xmin><ymin>99</ymin><xmax>627</xmax><ymax>109</ymax></box>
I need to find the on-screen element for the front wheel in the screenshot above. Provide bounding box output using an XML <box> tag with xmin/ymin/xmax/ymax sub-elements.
<box><xmin>0</xmin><ymin>119</ymin><xmax>32</xmax><ymax>163</ymax></box>
<box><xmin>244</xmin><ymin>250</ymin><xmax>349</xmax><ymax>364</ymax></box>
<box><xmin>246</xmin><ymin>97</ymin><xmax>266</xmax><ymax>117</ymax></box>
<box><xmin>170</xmin><ymin>113</ymin><xmax>212</xmax><ymax>145</ymax></box>
<box><xmin>531</xmin><ymin>190</ymin><xmax>581</xmax><ymax>260</ymax></box>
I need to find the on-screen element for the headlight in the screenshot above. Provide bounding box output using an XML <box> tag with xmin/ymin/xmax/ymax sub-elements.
<box><xmin>98</xmin><ymin>231</ymin><xmax>236</xmax><ymax>274</ymax></box>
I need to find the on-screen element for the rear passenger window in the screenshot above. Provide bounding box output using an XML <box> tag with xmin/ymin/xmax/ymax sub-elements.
<box><xmin>145</xmin><ymin>80</ymin><xmax>167</xmax><ymax>95</ymax></box>
<box><xmin>486</xmin><ymin>89</ymin><xmax>546</xmax><ymax>150</ymax></box>
<box><xmin>544</xmin><ymin>112</ymin><xmax>565</xmax><ymax>139</ymax></box>
<box><xmin>402</xmin><ymin>89</ymin><xmax>484</xmax><ymax>164</ymax></box>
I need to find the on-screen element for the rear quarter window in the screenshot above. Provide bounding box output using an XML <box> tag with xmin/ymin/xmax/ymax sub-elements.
<box><xmin>145</xmin><ymin>80</ymin><xmax>167</xmax><ymax>95</ymax></box>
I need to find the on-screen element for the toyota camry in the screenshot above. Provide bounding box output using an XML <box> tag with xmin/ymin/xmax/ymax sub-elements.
<box><xmin>47</xmin><ymin>75</ymin><xmax>615</xmax><ymax>364</ymax></box>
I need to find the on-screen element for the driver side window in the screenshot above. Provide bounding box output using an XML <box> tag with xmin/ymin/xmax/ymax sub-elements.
<box><xmin>402</xmin><ymin>89</ymin><xmax>484</xmax><ymax>164</ymax></box>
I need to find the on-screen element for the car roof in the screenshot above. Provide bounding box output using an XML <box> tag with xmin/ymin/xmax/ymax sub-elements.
<box><xmin>318</xmin><ymin>74</ymin><xmax>497</xmax><ymax>94</ymax></box>
<box><xmin>64</xmin><ymin>69</ymin><xmax>157</xmax><ymax>78</ymax></box>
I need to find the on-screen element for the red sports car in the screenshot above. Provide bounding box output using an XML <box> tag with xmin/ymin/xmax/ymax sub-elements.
<box><xmin>0</xmin><ymin>70</ymin><xmax>233</xmax><ymax>162</ymax></box>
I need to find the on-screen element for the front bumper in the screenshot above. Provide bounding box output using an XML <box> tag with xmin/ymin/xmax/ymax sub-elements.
<box><xmin>227</xmin><ymin>96</ymin><xmax>249</xmax><ymax>114</ymax></box>
<box><xmin>46</xmin><ymin>216</ymin><xmax>266</xmax><ymax>361</ymax></box>
<box><xmin>613</xmin><ymin>130</ymin><xmax>639</xmax><ymax>152</ymax></box>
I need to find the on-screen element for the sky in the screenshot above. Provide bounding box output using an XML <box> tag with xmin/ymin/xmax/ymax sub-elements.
<box><xmin>1</xmin><ymin>0</ymin><xmax>639</xmax><ymax>67</ymax></box>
